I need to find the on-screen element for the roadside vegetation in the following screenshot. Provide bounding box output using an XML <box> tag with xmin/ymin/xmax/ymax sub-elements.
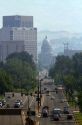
<box><xmin>0</xmin><ymin>52</ymin><xmax>37</xmax><ymax>95</ymax></box>
<box><xmin>74</xmin><ymin>113</ymin><xmax>82</xmax><ymax>125</ymax></box>
<box><xmin>49</xmin><ymin>53</ymin><xmax>82</xmax><ymax>112</ymax></box>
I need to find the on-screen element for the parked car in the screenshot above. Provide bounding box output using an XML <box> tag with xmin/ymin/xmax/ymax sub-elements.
<box><xmin>42</xmin><ymin>106</ymin><xmax>49</xmax><ymax>117</ymax></box>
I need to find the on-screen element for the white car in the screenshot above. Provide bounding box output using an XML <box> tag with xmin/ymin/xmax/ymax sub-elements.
<box><xmin>16</xmin><ymin>99</ymin><xmax>23</xmax><ymax>105</ymax></box>
<box><xmin>53</xmin><ymin>108</ymin><xmax>62</xmax><ymax>117</ymax></box>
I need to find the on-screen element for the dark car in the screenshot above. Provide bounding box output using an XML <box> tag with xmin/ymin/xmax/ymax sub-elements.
<box><xmin>36</xmin><ymin>97</ymin><xmax>40</xmax><ymax>101</ymax></box>
<box><xmin>63</xmin><ymin>106</ymin><xmax>69</xmax><ymax>114</ymax></box>
<box><xmin>14</xmin><ymin>101</ymin><xmax>20</xmax><ymax>108</ymax></box>
<box><xmin>42</xmin><ymin>106</ymin><xmax>49</xmax><ymax>117</ymax></box>
<box><xmin>53</xmin><ymin>114</ymin><xmax>60</xmax><ymax>121</ymax></box>
<box><xmin>67</xmin><ymin>114</ymin><xmax>73</xmax><ymax>120</ymax></box>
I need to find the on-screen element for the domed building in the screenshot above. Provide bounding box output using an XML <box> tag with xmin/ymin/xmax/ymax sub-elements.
<box><xmin>39</xmin><ymin>36</ymin><xmax>53</xmax><ymax>69</ymax></box>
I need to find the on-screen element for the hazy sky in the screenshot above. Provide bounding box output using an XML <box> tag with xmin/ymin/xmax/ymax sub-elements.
<box><xmin>0</xmin><ymin>0</ymin><xmax>82</xmax><ymax>32</ymax></box>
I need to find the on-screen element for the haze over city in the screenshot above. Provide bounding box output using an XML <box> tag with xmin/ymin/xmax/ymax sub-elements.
<box><xmin>0</xmin><ymin>0</ymin><xmax>82</xmax><ymax>32</ymax></box>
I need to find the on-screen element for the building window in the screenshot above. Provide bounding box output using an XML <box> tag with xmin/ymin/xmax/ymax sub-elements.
<box><xmin>10</xmin><ymin>30</ymin><xmax>13</xmax><ymax>40</ymax></box>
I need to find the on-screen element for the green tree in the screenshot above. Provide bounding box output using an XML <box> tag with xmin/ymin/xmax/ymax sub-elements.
<box><xmin>0</xmin><ymin>69</ymin><xmax>13</xmax><ymax>94</ymax></box>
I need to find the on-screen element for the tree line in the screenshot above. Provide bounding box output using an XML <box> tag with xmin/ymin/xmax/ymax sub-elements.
<box><xmin>49</xmin><ymin>53</ymin><xmax>82</xmax><ymax>111</ymax></box>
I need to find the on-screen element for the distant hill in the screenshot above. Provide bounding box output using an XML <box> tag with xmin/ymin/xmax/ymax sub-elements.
<box><xmin>38</xmin><ymin>31</ymin><xmax>82</xmax><ymax>55</ymax></box>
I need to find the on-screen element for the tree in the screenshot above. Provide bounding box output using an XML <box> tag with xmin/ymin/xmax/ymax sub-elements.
<box><xmin>0</xmin><ymin>52</ymin><xmax>37</xmax><ymax>93</ymax></box>
<box><xmin>0</xmin><ymin>69</ymin><xmax>13</xmax><ymax>94</ymax></box>
<box><xmin>78</xmin><ymin>92</ymin><xmax>82</xmax><ymax>112</ymax></box>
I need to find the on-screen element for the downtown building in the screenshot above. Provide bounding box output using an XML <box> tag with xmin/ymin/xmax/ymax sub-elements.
<box><xmin>0</xmin><ymin>15</ymin><xmax>37</xmax><ymax>62</ymax></box>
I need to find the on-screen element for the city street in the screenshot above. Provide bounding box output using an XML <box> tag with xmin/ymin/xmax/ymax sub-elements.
<box><xmin>0</xmin><ymin>79</ymin><xmax>77</xmax><ymax>125</ymax></box>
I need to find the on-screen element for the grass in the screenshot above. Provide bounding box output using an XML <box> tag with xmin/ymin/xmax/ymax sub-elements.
<box><xmin>74</xmin><ymin>113</ymin><xmax>82</xmax><ymax>125</ymax></box>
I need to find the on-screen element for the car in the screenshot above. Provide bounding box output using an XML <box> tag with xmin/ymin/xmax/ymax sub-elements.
<box><xmin>53</xmin><ymin>108</ymin><xmax>61</xmax><ymax>117</ymax></box>
<box><xmin>63</xmin><ymin>106</ymin><xmax>69</xmax><ymax>114</ymax></box>
<box><xmin>0</xmin><ymin>102</ymin><xmax>2</xmax><ymax>107</ymax></box>
<box><xmin>2</xmin><ymin>99</ymin><xmax>6</xmax><ymax>105</ymax></box>
<box><xmin>44</xmin><ymin>88</ymin><xmax>47</xmax><ymax>90</ymax></box>
<box><xmin>16</xmin><ymin>99</ymin><xmax>23</xmax><ymax>105</ymax></box>
<box><xmin>67</xmin><ymin>114</ymin><xmax>73</xmax><ymax>120</ymax></box>
<box><xmin>42</xmin><ymin>106</ymin><xmax>49</xmax><ymax>117</ymax></box>
<box><xmin>14</xmin><ymin>101</ymin><xmax>20</xmax><ymax>108</ymax></box>
<box><xmin>36</xmin><ymin>97</ymin><xmax>40</xmax><ymax>101</ymax></box>
<box><xmin>53</xmin><ymin>114</ymin><xmax>60</xmax><ymax>121</ymax></box>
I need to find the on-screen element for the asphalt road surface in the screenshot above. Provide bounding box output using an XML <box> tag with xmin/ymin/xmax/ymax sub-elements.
<box><xmin>38</xmin><ymin>82</ymin><xmax>76</xmax><ymax>125</ymax></box>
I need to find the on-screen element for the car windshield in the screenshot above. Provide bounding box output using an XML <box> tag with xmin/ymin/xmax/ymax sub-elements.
<box><xmin>53</xmin><ymin>109</ymin><xmax>61</xmax><ymax>114</ymax></box>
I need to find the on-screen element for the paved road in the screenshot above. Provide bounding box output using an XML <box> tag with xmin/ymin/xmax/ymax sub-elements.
<box><xmin>39</xmin><ymin>83</ymin><xmax>76</xmax><ymax>125</ymax></box>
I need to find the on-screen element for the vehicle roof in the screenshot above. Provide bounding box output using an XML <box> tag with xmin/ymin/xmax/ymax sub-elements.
<box><xmin>53</xmin><ymin>108</ymin><xmax>61</xmax><ymax>110</ymax></box>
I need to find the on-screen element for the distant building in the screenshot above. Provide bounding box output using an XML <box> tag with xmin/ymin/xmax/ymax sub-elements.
<box><xmin>39</xmin><ymin>36</ymin><xmax>53</xmax><ymax>69</ymax></box>
<box><xmin>0</xmin><ymin>15</ymin><xmax>37</xmax><ymax>62</ymax></box>
<box><xmin>58</xmin><ymin>48</ymin><xmax>82</xmax><ymax>58</ymax></box>
<box><xmin>64</xmin><ymin>49</ymin><xmax>82</xmax><ymax>57</ymax></box>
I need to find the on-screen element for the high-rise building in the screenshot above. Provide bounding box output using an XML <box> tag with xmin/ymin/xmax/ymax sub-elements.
<box><xmin>3</xmin><ymin>15</ymin><xmax>33</xmax><ymax>28</ymax></box>
<box><xmin>0</xmin><ymin>15</ymin><xmax>37</xmax><ymax>62</ymax></box>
